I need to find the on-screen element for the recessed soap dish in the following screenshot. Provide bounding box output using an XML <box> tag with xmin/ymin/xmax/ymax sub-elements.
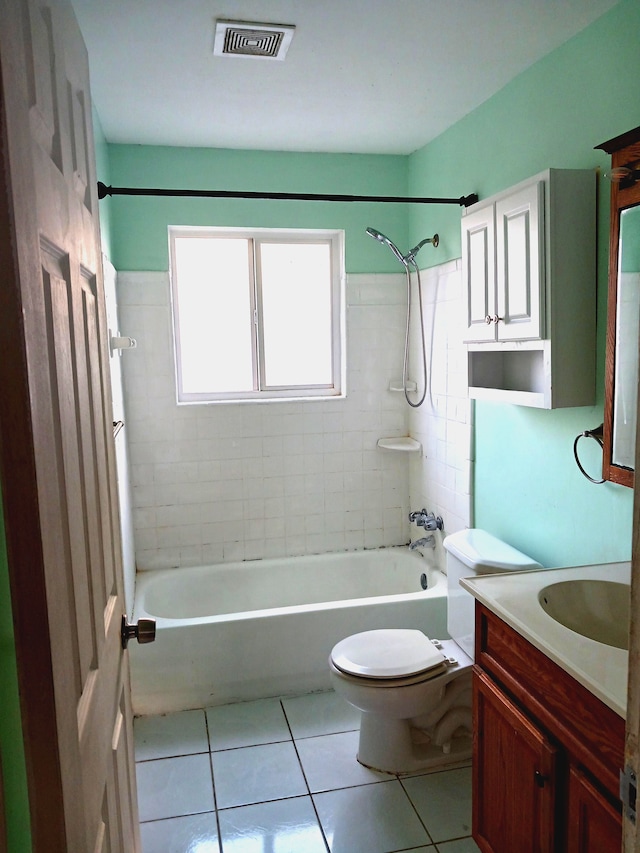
<box><xmin>377</xmin><ymin>437</ymin><xmax>422</xmax><ymax>453</ymax></box>
<box><xmin>389</xmin><ymin>380</ymin><xmax>417</xmax><ymax>392</ymax></box>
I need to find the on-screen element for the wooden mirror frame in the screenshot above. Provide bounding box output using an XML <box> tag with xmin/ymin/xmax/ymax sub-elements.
<box><xmin>596</xmin><ymin>127</ymin><xmax>640</xmax><ymax>488</ymax></box>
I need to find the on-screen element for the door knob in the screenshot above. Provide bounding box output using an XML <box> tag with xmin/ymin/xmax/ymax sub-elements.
<box><xmin>121</xmin><ymin>614</ymin><xmax>156</xmax><ymax>649</ymax></box>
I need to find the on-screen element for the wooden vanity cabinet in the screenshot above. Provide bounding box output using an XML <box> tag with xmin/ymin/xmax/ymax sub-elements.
<box><xmin>567</xmin><ymin>766</ymin><xmax>623</xmax><ymax>852</ymax></box>
<box><xmin>473</xmin><ymin>603</ymin><xmax>624</xmax><ymax>853</ymax></box>
<box><xmin>475</xmin><ymin>668</ymin><xmax>557</xmax><ymax>852</ymax></box>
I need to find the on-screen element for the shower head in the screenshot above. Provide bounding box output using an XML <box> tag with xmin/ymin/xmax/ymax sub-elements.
<box><xmin>365</xmin><ymin>227</ymin><xmax>407</xmax><ymax>265</ymax></box>
<box><xmin>404</xmin><ymin>234</ymin><xmax>439</xmax><ymax>264</ymax></box>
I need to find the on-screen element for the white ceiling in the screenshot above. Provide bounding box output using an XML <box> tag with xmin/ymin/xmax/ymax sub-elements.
<box><xmin>71</xmin><ymin>0</ymin><xmax>619</xmax><ymax>156</ymax></box>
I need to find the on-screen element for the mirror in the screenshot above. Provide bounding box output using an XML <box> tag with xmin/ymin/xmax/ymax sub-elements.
<box><xmin>597</xmin><ymin>127</ymin><xmax>640</xmax><ymax>487</ymax></box>
<box><xmin>612</xmin><ymin>206</ymin><xmax>640</xmax><ymax>470</ymax></box>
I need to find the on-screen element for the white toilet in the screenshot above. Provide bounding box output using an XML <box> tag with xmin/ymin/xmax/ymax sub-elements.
<box><xmin>329</xmin><ymin>529</ymin><xmax>541</xmax><ymax>774</ymax></box>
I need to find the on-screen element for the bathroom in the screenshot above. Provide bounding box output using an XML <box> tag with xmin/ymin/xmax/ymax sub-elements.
<box><xmin>98</xmin><ymin>0</ymin><xmax>638</xmax><ymax>842</ymax></box>
<box><xmin>1</xmin><ymin>1</ymin><xmax>640</xmax><ymax>851</ymax></box>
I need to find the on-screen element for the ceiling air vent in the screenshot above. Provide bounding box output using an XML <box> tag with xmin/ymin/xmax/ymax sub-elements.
<box><xmin>213</xmin><ymin>20</ymin><xmax>295</xmax><ymax>61</ymax></box>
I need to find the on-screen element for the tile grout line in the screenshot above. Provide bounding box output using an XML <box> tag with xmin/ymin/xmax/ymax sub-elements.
<box><xmin>202</xmin><ymin>708</ymin><xmax>225</xmax><ymax>853</ymax></box>
<box><xmin>397</xmin><ymin>775</ymin><xmax>436</xmax><ymax>848</ymax></box>
<box><xmin>279</xmin><ymin>698</ymin><xmax>332</xmax><ymax>853</ymax></box>
<box><xmin>398</xmin><ymin>768</ymin><xmax>477</xmax><ymax>850</ymax></box>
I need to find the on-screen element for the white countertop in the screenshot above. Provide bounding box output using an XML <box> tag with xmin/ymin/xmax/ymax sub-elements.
<box><xmin>460</xmin><ymin>561</ymin><xmax>630</xmax><ymax>718</ymax></box>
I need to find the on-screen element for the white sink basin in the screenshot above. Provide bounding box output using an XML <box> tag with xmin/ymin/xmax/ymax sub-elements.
<box><xmin>538</xmin><ymin>579</ymin><xmax>630</xmax><ymax>650</ymax></box>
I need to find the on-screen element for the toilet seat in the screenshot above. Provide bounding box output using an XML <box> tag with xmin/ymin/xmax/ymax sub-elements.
<box><xmin>330</xmin><ymin>629</ymin><xmax>448</xmax><ymax>682</ymax></box>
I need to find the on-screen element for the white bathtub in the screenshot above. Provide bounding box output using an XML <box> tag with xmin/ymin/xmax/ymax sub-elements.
<box><xmin>130</xmin><ymin>546</ymin><xmax>448</xmax><ymax>714</ymax></box>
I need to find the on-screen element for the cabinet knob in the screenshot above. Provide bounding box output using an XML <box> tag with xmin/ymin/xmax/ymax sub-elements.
<box><xmin>485</xmin><ymin>315</ymin><xmax>493</xmax><ymax>325</ymax></box>
<box><xmin>534</xmin><ymin>770</ymin><xmax>548</xmax><ymax>788</ymax></box>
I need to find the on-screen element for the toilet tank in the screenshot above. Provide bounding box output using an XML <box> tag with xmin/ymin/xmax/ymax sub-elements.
<box><xmin>444</xmin><ymin>529</ymin><xmax>542</xmax><ymax>658</ymax></box>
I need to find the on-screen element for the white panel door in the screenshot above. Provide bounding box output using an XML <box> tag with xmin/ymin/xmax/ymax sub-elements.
<box><xmin>0</xmin><ymin>0</ymin><xmax>140</xmax><ymax>849</ymax></box>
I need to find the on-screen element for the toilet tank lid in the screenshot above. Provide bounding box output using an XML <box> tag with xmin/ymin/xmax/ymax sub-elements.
<box><xmin>443</xmin><ymin>529</ymin><xmax>542</xmax><ymax>573</ymax></box>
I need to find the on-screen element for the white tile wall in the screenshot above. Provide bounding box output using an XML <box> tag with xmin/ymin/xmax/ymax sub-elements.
<box><xmin>118</xmin><ymin>271</ymin><xmax>417</xmax><ymax>570</ymax></box>
<box><xmin>408</xmin><ymin>259</ymin><xmax>473</xmax><ymax>552</ymax></box>
<box><xmin>117</xmin><ymin>261</ymin><xmax>471</xmax><ymax>572</ymax></box>
<box><xmin>103</xmin><ymin>256</ymin><xmax>137</xmax><ymax>613</ymax></box>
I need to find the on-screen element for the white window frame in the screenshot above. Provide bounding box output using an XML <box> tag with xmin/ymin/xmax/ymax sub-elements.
<box><xmin>169</xmin><ymin>226</ymin><xmax>345</xmax><ymax>403</ymax></box>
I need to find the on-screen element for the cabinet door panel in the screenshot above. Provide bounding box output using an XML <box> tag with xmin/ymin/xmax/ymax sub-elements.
<box><xmin>567</xmin><ymin>765</ymin><xmax>621</xmax><ymax>852</ymax></box>
<box><xmin>474</xmin><ymin>669</ymin><xmax>556</xmax><ymax>853</ymax></box>
<box><xmin>462</xmin><ymin>204</ymin><xmax>496</xmax><ymax>342</ymax></box>
<box><xmin>496</xmin><ymin>181</ymin><xmax>544</xmax><ymax>340</ymax></box>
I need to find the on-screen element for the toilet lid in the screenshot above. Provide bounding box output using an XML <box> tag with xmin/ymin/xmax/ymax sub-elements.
<box><xmin>330</xmin><ymin>629</ymin><xmax>446</xmax><ymax>678</ymax></box>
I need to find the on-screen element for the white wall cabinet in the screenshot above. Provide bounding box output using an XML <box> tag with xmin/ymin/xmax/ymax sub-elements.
<box><xmin>461</xmin><ymin>169</ymin><xmax>595</xmax><ymax>408</ymax></box>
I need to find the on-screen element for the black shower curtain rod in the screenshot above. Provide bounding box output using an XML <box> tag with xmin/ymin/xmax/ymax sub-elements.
<box><xmin>97</xmin><ymin>181</ymin><xmax>478</xmax><ymax>207</ymax></box>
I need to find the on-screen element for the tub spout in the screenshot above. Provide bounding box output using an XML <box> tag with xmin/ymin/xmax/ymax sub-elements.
<box><xmin>410</xmin><ymin>536</ymin><xmax>436</xmax><ymax>550</ymax></box>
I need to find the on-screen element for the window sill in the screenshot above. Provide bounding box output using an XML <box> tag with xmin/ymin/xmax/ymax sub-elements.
<box><xmin>177</xmin><ymin>393</ymin><xmax>347</xmax><ymax>406</ymax></box>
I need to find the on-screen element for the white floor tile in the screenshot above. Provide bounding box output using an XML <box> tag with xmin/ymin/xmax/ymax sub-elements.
<box><xmin>134</xmin><ymin>710</ymin><xmax>209</xmax><ymax>761</ymax></box>
<box><xmin>133</xmin><ymin>695</ymin><xmax>478</xmax><ymax>853</ymax></box>
<box><xmin>140</xmin><ymin>812</ymin><xmax>219</xmax><ymax>853</ymax></box>
<box><xmin>218</xmin><ymin>796</ymin><xmax>328</xmax><ymax>853</ymax></box>
<box><xmin>136</xmin><ymin>754</ymin><xmax>215</xmax><ymax>822</ymax></box>
<box><xmin>281</xmin><ymin>690</ymin><xmax>360</xmax><ymax>739</ymax></box>
<box><xmin>296</xmin><ymin>730</ymin><xmax>389</xmax><ymax>793</ymax></box>
<box><xmin>206</xmin><ymin>698</ymin><xmax>291</xmax><ymax>751</ymax></box>
<box><xmin>402</xmin><ymin>767</ymin><xmax>473</xmax><ymax>842</ymax></box>
<box><xmin>313</xmin><ymin>780</ymin><xmax>433</xmax><ymax>853</ymax></box>
<box><xmin>212</xmin><ymin>741</ymin><xmax>308</xmax><ymax>809</ymax></box>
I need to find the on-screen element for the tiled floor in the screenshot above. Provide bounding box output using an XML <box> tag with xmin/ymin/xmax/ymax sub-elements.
<box><xmin>134</xmin><ymin>690</ymin><xmax>480</xmax><ymax>853</ymax></box>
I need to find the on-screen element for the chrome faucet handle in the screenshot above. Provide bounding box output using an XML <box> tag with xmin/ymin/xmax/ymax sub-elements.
<box><xmin>408</xmin><ymin>509</ymin><xmax>428</xmax><ymax>523</ymax></box>
<box><xmin>409</xmin><ymin>509</ymin><xmax>444</xmax><ymax>531</ymax></box>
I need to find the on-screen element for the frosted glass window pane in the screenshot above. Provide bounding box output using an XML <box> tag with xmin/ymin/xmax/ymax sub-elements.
<box><xmin>259</xmin><ymin>243</ymin><xmax>332</xmax><ymax>387</ymax></box>
<box><xmin>174</xmin><ymin>237</ymin><xmax>254</xmax><ymax>393</ymax></box>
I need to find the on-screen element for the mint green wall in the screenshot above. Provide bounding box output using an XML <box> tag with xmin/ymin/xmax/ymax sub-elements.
<box><xmin>93</xmin><ymin>108</ymin><xmax>113</xmax><ymax>260</ymax></box>
<box><xmin>0</xmin><ymin>486</ymin><xmax>32</xmax><ymax>852</ymax></box>
<box><xmin>408</xmin><ymin>0</ymin><xmax>639</xmax><ymax>567</ymax></box>
<box><xmin>106</xmin><ymin>145</ymin><xmax>409</xmax><ymax>273</ymax></box>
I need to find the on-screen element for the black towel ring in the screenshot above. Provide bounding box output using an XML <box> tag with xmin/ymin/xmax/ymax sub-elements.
<box><xmin>573</xmin><ymin>424</ymin><xmax>605</xmax><ymax>484</ymax></box>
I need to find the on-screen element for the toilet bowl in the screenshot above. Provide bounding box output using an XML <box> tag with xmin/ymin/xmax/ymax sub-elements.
<box><xmin>329</xmin><ymin>630</ymin><xmax>473</xmax><ymax>773</ymax></box>
<box><xmin>329</xmin><ymin>529</ymin><xmax>541</xmax><ymax>774</ymax></box>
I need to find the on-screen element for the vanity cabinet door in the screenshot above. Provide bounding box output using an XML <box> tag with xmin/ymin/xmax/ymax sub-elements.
<box><xmin>473</xmin><ymin>668</ymin><xmax>557</xmax><ymax>853</ymax></box>
<box><xmin>462</xmin><ymin>203</ymin><xmax>496</xmax><ymax>342</ymax></box>
<box><xmin>566</xmin><ymin>765</ymin><xmax>621</xmax><ymax>853</ymax></box>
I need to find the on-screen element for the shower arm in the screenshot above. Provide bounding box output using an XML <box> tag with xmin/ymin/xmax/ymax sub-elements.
<box><xmin>404</xmin><ymin>234</ymin><xmax>439</xmax><ymax>264</ymax></box>
<box><xmin>97</xmin><ymin>182</ymin><xmax>478</xmax><ymax>207</ymax></box>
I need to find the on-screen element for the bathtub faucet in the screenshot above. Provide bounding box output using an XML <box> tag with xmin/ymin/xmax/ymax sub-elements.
<box><xmin>410</xmin><ymin>536</ymin><xmax>436</xmax><ymax>550</ymax></box>
<box><xmin>409</xmin><ymin>509</ymin><xmax>443</xmax><ymax>532</ymax></box>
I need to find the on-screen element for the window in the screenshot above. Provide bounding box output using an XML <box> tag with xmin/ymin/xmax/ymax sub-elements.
<box><xmin>169</xmin><ymin>227</ymin><xmax>345</xmax><ymax>403</ymax></box>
